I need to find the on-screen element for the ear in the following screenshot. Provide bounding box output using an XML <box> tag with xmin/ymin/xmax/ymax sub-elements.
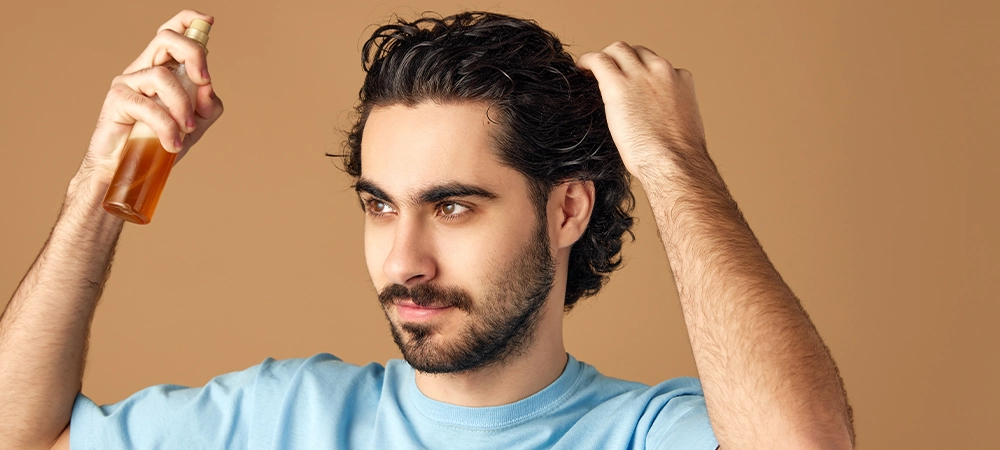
<box><xmin>548</xmin><ymin>180</ymin><xmax>596</xmax><ymax>250</ymax></box>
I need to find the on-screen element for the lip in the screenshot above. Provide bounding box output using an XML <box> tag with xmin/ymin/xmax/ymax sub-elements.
<box><xmin>395</xmin><ymin>300</ymin><xmax>452</xmax><ymax>322</ymax></box>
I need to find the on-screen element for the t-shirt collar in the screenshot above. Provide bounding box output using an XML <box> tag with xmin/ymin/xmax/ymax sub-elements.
<box><xmin>405</xmin><ymin>353</ymin><xmax>583</xmax><ymax>429</ymax></box>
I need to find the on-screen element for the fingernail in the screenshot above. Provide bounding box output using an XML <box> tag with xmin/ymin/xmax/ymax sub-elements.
<box><xmin>201</xmin><ymin>67</ymin><xmax>211</xmax><ymax>81</ymax></box>
<box><xmin>174</xmin><ymin>136</ymin><xmax>184</xmax><ymax>151</ymax></box>
<box><xmin>186</xmin><ymin>117</ymin><xmax>196</xmax><ymax>131</ymax></box>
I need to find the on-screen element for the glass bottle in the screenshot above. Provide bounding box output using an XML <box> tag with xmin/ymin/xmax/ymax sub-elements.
<box><xmin>102</xmin><ymin>19</ymin><xmax>211</xmax><ymax>224</ymax></box>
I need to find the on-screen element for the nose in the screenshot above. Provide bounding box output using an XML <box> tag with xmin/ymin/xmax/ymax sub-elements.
<box><xmin>382</xmin><ymin>216</ymin><xmax>437</xmax><ymax>286</ymax></box>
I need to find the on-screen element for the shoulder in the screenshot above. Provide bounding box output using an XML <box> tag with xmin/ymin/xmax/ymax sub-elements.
<box><xmin>562</xmin><ymin>358</ymin><xmax>707</xmax><ymax>422</ymax></box>
<box><xmin>569</xmin><ymin>360</ymin><xmax>718</xmax><ymax>449</ymax></box>
<box><xmin>69</xmin><ymin>354</ymin><xmax>396</xmax><ymax>450</ymax></box>
<box><xmin>255</xmin><ymin>353</ymin><xmax>385</xmax><ymax>380</ymax></box>
<box><xmin>573</xmin><ymin>358</ymin><xmax>705</xmax><ymax>405</ymax></box>
<box><xmin>246</xmin><ymin>354</ymin><xmax>400</xmax><ymax>447</ymax></box>
<box><xmin>252</xmin><ymin>353</ymin><xmax>389</xmax><ymax>399</ymax></box>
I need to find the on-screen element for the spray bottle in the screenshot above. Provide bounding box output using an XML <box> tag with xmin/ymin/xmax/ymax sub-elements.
<box><xmin>102</xmin><ymin>19</ymin><xmax>211</xmax><ymax>224</ymax></box>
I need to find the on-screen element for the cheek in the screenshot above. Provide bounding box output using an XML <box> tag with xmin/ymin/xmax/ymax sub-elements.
<box><xmin>442</xmin><ymin>244</ymin><xmax>490</xmax><ymax>280</ymax></box>
<box><xmin>440</xmin><ymin>225</ymin><xmax>522</xmax><ymax>287</ymax></box>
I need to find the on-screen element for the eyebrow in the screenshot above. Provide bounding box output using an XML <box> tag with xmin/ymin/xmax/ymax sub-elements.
<box><xmin>354</xmin><ymin>178</ymin><xmax>498</xmax><ymax>206</ymax></box>
<box><xmin>354</xmin><ymin>179</ymin><xmax>394</xmax><ymax>204</ymax></box>
<box><xmin>418</xmin><ymin>183</ymin><xmax>498</xmax><ymax>204</ymax></box>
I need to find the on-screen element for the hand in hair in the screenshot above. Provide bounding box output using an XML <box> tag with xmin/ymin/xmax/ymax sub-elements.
<box><xmin>576</xmin><ymin>42</ymin><xmax>705</xmax><ymax>178</ymax></box>
<box><xmin>578</xmin><ymin>43</ymin><xmax>855</xmax><ymax>450</ymax></box>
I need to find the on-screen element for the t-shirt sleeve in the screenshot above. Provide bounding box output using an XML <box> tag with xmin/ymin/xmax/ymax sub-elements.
<box><xmin>645</xmin><ymin>378</ymin><xmax>719</xmax><ymax>450</ymax></box>
<box><xmin>69</xmin><ymin>364</ymin><xmax>260</xmax><ymax>450</ymax></box>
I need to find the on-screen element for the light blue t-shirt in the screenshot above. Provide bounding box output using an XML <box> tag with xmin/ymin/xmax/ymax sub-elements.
<box><xmin>71</xmin><ymin>353</ymin><xmax>718</xmax><ymax>449</ymax></box>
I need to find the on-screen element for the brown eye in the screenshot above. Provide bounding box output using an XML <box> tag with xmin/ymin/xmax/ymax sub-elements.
<box><xmin>438</xmin><ymin>202</ymin><xmax>468</xmax><ymax>217</ymax></box>
<box><xmin>368</xmin><ymin>200</ymin><xmax>395</xmax><ymax>214</ymax></box>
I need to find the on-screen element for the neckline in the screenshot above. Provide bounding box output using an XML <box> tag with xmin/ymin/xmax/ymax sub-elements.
<box><xmin>405</xmin><ymin>354</ymin><xmax>583</xmax><ymax>429</ymax></box>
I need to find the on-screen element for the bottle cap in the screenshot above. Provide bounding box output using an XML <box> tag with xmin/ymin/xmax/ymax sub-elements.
<box><xmin>184</xmin><ymin>19</ymin><xmax>211</xmax><ymax>49</ymax></box>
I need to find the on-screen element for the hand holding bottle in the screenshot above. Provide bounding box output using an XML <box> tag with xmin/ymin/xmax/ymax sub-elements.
<box><xmin>76</xmin><ymin>10</ymin><xmax>223</xmax><ymax>215</ymax></box>
<box><xmin>1</xmin><ymin>12</ymin><xmax>224</xmax><ymax>448</ymax></box>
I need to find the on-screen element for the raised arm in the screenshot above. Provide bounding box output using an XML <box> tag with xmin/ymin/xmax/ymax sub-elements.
<box><xmin>578</xmin><ymin>42</ymin><xmax>853</xmax><ymax>449</ymax></box>
<box><xmin>0</xmin><ymin>10</ymin><xmax>222</xmax><ymax>449</ymax></box>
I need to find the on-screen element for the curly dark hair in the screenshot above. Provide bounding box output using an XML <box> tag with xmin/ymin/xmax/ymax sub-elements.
<box><xmin>339</xmin><ymin>11</ymin><xmax>635</xmax><ymax>310</ymax></box>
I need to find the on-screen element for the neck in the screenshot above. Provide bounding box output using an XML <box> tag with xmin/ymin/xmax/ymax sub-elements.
<box><xmin>413</xmin><ymin>289</ymin><xmax>569</xmax><ymax>407</ymax></box>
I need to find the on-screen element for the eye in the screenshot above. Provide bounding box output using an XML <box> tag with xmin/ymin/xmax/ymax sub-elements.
<box><xmin>438</xmin><ymin>202</ymin><xmax>469</xmax><ymax>217</ymax></box>
<box><xmin>366</xmin><ymin>199</ymin><xmax>395</xmax><ymax>215</ymax></box>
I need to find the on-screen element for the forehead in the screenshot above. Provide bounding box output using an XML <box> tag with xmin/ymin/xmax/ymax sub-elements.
<box><xmin>360</xmin><ymin>101</ymin><xmax>522</xmax><ymax>195</ymax></box>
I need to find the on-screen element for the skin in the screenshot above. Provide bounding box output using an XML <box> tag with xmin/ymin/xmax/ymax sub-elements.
<box><xmin>0</xmin><ymin>10</ymin><xmax>853</xmax><ymax>450</ymax></box>
<box><xmin>576</xmin><ymin>43</ymin><xmax>855</xmax><ymax>448</ymax></box>
<box><xmin>359</xmin><ymin>102</ymin><xmax>593</xmax><ymax>406</ymax></box>
<box><xmin>0</xmin><ymin>10</ymin><xmax>222</xmax><ymax>450</ymax></box>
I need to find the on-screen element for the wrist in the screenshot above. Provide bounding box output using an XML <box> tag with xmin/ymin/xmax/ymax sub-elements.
<box><xmin>632</xmin><ymin>145</ymin><xmax>722</xmax><ymax>197</ymax></box>
<box><xmin>62</xmin><ymin>172</ymin><xmax>124</xmax><ymax>232</ymax></box>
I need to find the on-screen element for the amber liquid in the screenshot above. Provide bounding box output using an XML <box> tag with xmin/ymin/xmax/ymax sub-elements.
<box><xmin>102</xmin><ymin>137</ymin><xmax>177</xmax><ymax>224</ymax></box>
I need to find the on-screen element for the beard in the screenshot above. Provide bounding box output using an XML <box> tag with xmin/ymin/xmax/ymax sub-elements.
<box><xmin>377</xmin><ymin>220</ymin><xmax>556</xmax><ymax>374</ymax></box>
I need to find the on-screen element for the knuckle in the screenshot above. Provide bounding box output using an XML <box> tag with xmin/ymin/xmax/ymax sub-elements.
<box><xmin>111</xmin><ymin>97</ymin><xmax>145</xmax><ymax>125</ymax></box>
<box><xmin>106</xmin><ymin>85</ymin><xmax>123</xmax><ymax>101</ymax></box>
<box><xmin>106</xmin><ymin>83</ymin><xmax>134</xmax><ymax>103</ymax></box>
<box><xmin>649</xmin><ymin>58</ymin><xmax>672</xmax><ymax>72</ymax></box>
<box><xmin>125</xmin><ymin>91</ymin><xmax>148</xmax><ymax>109</ymax></box>
<box><xmin>147</xmin><ymin>65</ymin><xmax>175</xmax><ymax>84</ymax></box>
<box><xmin>608</xmin><ymin>41</ymin><xmax>631</xmax><ymax>51</ymax></box>
<box><xmin>125</xmin><ymin>95</ymin><xmax>168</xmax><ymax>127</ymax></box>
<box><xmin>155</xmin><ymin>27</ymin><xmax>179</xmax><ymax>39</ymax></box>
<box><xmin>103</xmin><ymin>90</ymin><xmax>121</xmax><ymax>107</ymax></box>
<box><xmin>151</xmin><ymin>108</ymin><xmax>175</xmax><ymax>129</ymax></box>
<box><xmin>182</xmin><ymin>45</ymin><xmax>208</xmax><ymax>64</ymax></box>
<box><xmin>593</xmin><ymin>52</ymin><xmax>615</xmax><ymax>64</ymax></box>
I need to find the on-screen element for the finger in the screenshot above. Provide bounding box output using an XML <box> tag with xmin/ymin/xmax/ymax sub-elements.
<box><xmin>674</xmin><ymin>68</ymin><xmax>698</xmax><ymax>100</ymax></box>
<box><xmin>175</xmin><ymin>93</ymin><xmax>223</xmax><ymax>164</ymax></box>
<box><xmin>154</xmin><ymin>10</ymin><xmax>213</xmax><ymax>85</ymax></box>
<box><xmin>125</xmin><ymin>29</ymin><xmax>211</xmax><ymax>85</ymax></box>
<box><xmin>106</xmin><ymin>85</ymin><xmax>184</xmax><ymax>153</ymax></box>
<box><xmin>576</xmin><ymin>51</ymin><xmax>625</xmax><ymax>84</ymax></box>
<box><xmin>600</xmin><ymin>41</ymin><xmax>645</xmax><ymax>73</ymax></box>
<box><xmin>633</xmin><ymin>45</ymin><xmax>659</xmax><ymax>58</ymax></box>
<box><xmin>633</xmin><ymin>45</ymin><xmax>680</xmax><ymax>79</ymax></box>
<box><xmin>194</xmin><ymin>83</ymin><xmax>220</xmax><ymax>119</ymax></box>
<box><xmin>633</xmin><ymin>45</ymin><xmax>665</xmax><ymax>67</ymax></box>
<box><xmin>156</xmin><ymin>10</ymin><xmax>214</xmax><ymax>35</ymax></box>
<box><xmin>115</xmin><ymin>66</ymin><xmax>196</xmax><ymax>134</ymax></box>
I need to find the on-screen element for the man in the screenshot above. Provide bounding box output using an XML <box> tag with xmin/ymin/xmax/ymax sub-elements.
<box><xmin>0</xmin><ymin>9</ymin><xmax>854</xmax><ymax>450</ymax></box>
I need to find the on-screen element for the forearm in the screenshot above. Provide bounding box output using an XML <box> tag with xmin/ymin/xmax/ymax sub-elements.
<box><xmin>638</xmin><ymin>148</ymin><xmax>853</xmax><ymax>449</ymax></box>
<box><xmin>0</xmin><ymin>174</ymin><xmax>123</xmax><ymax>449</ymax></box>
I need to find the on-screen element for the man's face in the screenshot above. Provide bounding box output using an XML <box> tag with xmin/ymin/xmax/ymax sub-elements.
<box><xmin>358</xmin><ymin>101</ymin><xmax>556</xmax><ymax>374</ymax></box>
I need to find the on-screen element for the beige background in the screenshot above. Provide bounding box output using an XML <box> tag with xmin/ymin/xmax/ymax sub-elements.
<box><xmin>1</xmin><ymin>0</ymin><xmax>997</xmax><ymax>448</ymax></box>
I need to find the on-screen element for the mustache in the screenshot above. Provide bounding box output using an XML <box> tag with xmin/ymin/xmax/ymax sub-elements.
<box><xmin>378</xmin><ymin>283</ymin><xmax>474</xmax><ymax>312</ymax></box>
